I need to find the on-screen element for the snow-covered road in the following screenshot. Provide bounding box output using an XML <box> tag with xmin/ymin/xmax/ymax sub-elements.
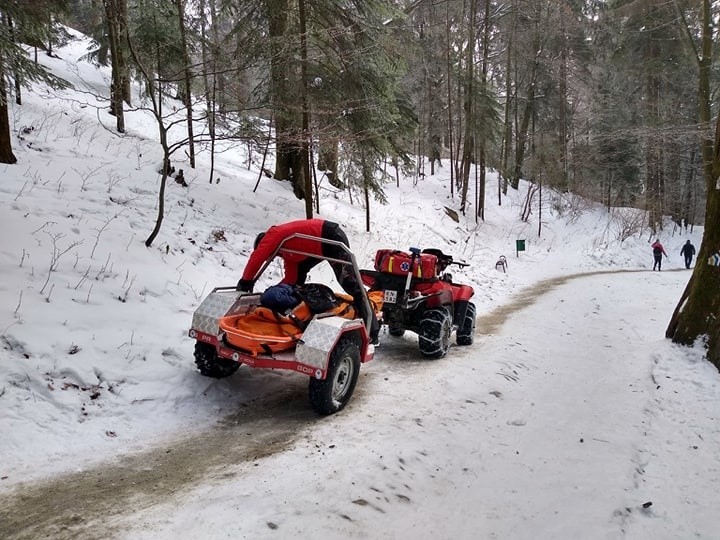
<box><xmin>3</xmin><ymin>270</ymin><xmax>719</xmax><ymax>540</ymax></box>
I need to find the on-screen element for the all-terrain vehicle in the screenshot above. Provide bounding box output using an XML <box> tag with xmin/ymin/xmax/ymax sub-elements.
<box><xmin>360</xmin><ymin>248</ymin><xmax>476</xmax><ymax>358</ymax></box>
<box><xmin>188</xmin><ymin>234</ymin><xmax>376</xmax><ymax>415</ymax></box>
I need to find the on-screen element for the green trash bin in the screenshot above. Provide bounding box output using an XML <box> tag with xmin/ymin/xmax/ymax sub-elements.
<box><xmin>516</xmin><ymin>239</ymin><xmax>526</xmax><ymax>257</ymax></box>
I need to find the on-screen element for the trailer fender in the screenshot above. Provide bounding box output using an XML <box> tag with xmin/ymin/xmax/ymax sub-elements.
<box><xmin>296</xmin><ymin>317</ymin><xmax>371</xmax><ymax>376</ymax></box>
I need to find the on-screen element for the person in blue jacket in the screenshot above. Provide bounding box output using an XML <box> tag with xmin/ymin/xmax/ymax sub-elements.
<box><xmin>680</xmin><ymin>240</ymin><xmax>696</xmax><ymax>269</ymax></box>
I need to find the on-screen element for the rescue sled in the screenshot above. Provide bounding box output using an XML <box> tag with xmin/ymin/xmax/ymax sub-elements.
<box><xmin>188</xmin><ymin>234</ymin><xmax>377</xmax><ymax>415</ymax></box>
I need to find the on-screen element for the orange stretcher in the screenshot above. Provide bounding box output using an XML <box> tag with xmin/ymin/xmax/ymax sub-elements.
<box><xmin>218</xmin><ymin>291</ymin><xmax>383</xmax><ymax>357</ymax></box>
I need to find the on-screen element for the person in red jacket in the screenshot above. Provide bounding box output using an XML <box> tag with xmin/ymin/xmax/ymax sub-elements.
<box><xmin>237</xmin><ymin>218</ymin><xmax>379</xmax><ymax>343</ymax></box>
<box><xmin>651</xmin><ymin>239</ymin><xmax>668</xmax><ymax>271</ymax></box>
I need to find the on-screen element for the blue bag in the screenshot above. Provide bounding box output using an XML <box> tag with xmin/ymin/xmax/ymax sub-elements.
<box><xmin>260</xmin><ymin>284</ymin><xmax>301</xmax><ymax>312</ymax></box>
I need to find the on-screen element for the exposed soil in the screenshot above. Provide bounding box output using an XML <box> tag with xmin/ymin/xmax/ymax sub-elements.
<box><xmin>0</xmin><ymin>385</ymin><xmax>315</xmax><ymax>540</ymax></box>
<box><xmin>0</xmin><ymin>269</ymin><xmax>653</xmax><ymax>539</ymax></box>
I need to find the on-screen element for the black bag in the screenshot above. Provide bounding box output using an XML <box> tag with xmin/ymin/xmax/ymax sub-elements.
<box><xmin>296</xmin><ymin>283</ymin><xmax>339</xmax><ymax>314</ymax></box>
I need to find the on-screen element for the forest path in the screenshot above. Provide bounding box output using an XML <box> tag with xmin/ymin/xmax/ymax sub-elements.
<box><xmin>0</xmin><ymin>268</ymin><xmax>658</xmax><ymax>540</ymax></box>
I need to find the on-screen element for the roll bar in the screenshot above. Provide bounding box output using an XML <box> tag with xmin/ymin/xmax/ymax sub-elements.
<box><xmin>248</xmin><ymin>233</ymin><xmax>374</xmax><ymax>334</ymax></box>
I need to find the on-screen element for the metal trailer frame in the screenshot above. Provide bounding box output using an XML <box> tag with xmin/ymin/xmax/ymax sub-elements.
<box><xmin>189</xmin><ymin>234</ymin><xmax>375</xmax><ymax>379</ymax></box>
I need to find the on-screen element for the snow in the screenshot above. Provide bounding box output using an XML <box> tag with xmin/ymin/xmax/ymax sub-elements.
<box><xmin>1</xmin><ymin>29</ymin><xmax>719</xmax><ymax>540</ymax></box>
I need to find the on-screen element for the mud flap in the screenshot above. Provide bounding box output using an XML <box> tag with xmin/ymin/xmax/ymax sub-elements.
<box><xmin>454</xmin><ymin>299</ymin><xmax>469</xmax><ymax>327</ymax></box>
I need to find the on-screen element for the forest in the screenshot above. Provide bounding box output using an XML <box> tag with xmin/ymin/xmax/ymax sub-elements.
<box><xmin>1</xmin><ymin>1</ymin><xmax>714</xmax><ymax>222</ymax></box>
<box><xmin>2</xmin><ymin>0</ymin><xmax>720</xmax><ymax>365</ymax></box>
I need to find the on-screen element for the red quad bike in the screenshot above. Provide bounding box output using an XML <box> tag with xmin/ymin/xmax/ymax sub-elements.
<box><xmin>188</xmin><ymin>234</ymin><xmax>376</xmax><ymax>415</ymax></box>
<box><xmin>360</xmin><ymin>247</ymin><xmax>476</xmax><ymax>358</ymax></box>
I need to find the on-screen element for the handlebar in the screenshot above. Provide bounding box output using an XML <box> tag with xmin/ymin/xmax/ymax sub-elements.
<box><xmin>419</xmin><ymin>247</ymin><xmax>469</xmax><ymax>269</ymax></box>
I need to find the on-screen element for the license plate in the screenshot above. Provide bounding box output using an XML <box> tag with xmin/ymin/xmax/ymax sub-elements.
<box><xmin>383</xmin><ymin>290</ymin><xmax>397</xmax><ymax>304</ymax></box>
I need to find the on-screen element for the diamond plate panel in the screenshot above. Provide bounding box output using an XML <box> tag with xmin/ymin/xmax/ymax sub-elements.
<box><xmin>191</xmin><ymin>290</ymin><xmax>259</xmax><ymax>336</ymax></box>
<box><xmin>296</xmin><ymin>317</ymin><xmax>358</xmax><ymax>369</ymax></box>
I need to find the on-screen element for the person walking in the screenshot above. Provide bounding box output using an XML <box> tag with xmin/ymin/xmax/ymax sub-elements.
<box><xmin>651</xmin><ymin>239</ymin><xmax>668</xmax><ymax>271</ymax></box>
<box><xmin>680</xmin><ymin>240</ymin><xmax>696</xmax><ymax>269</ymax></box>
<box><xmin>237</xmin><ymin>218</ymin><xmax>380</xmax><ymax>343</ymax></box>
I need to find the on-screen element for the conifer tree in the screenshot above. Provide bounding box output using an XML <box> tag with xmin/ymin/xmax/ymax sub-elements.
<box><xmin>0</xmin><ymin>0</ymin><xmax>70</xmax><ymax>164</ymax></box>
<box><xmin>238</xmin><ymin>0</ymin><xmax>416</xmax><ymax>207</ymax></box>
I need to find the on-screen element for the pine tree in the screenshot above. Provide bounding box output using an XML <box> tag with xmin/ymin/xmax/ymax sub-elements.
<box><xmin>0</xmin><ymin>0</ymin><xmax>71</xmax><ymax>164</ymax></box>
<box><xmin>303</xmin><ymin>1</ymin><xmax>417</xmax><ymax>204</ymax></box>
<box><xmin>235</xmin><ymin>1</ymin><xmax>417</xmax><ymax>207</ymax></box>
<box><xmin>609</xmin><ymin>0</ymin><xmax>692</xmax><ymax>231</ymax></box>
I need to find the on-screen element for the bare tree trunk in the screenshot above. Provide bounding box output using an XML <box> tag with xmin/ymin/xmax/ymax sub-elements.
<box><xmin>298</xmin><ymin>0</ymin><xmax>312</xmax><ymax>215</ymax></box>
<box><xmin>513</xmin><ymin>78</ymin><xmax>534</xmax><ymax>189</ymax></box>
<box><xmin>363</xmin><ymin>154</ymin><xmax>372</xmax><ymax>232</ymax></box>
<box><xmin>667</xmin><ymin>0</ymin><xmax>720</xmax><ymax>368</ymax></box>
<box><xmin>311</xmin><ymin>146</ymin><xmax>320</xmax><ymax>214</ymax></box>
<box><xmin>538</xmin><ymin>177</ymin><xmax>542</xmax><ymax>237</ymax></box>
<box><xmin>445</xmin><ymin>0</ymin><xmax>454</xmax><ymax>198</ymax></box>
<box><xmin>118</xmin><ymin>0</ymin><xmax>130</xmax><ymax>106</ymax></box>
<box><xmin>268</xmin><ymin>0</ymin><xmax>303</xmax><ymax>198</ymax></box>
<box><xmin>453</xmin><ymin>70</ymin><xmax>463</xmax><ymax>187</ymax></box>
<box><xmin>199</xmin><ymin>0</ymin><xmax>217</xmax><ymax>182</ymax></box>
<box><xmin>500</xmin><ymin>2</ymin><xmax>514</xmax><ymax>200</ymax></box>
<box><xmin>6</xmin><ymin>15</ymin><xmax>22</xmax><ymax>105</ymax></box>
<box><xmin>0</xmin><ymin>50</ymin><xmax>18</xmax><ymax>164</ymax></box>
<box><xmin>122</xmin><ymin>11</ymin><xmax>175</xmax><ymax>247</ymax></box>
<box><xmin>511</xmin><ymin>7</ymin><xmax>541</xmax><ymax>190</ymax></box>
<box><xmin>645</xmin><ymin>61</ymin><xmax>663</xmax><ymax>232</ymax></box>
<box><xmin>103</xmin><ymin>0</ymin><xmax>125</xmax><ymax>133</ymax></box>
<box><xmin>459</xmin><ymin>0</ymin><xmax>477</xmax><ymax>215</ymax></box>
<box><xmin>141</xmin><ymin>82</ymin><xmax>170</xmax><ymax>246</ymax></box>
<box><xmin>478</xmin><ymin>148</ymin><xmax>486</xmax><ymax>220</ymax></box>
<box><xmin>318</xmin><ymin>142</ymin><xmax>341</xmax><ymax>188</ymax></box>
<box><xmin>477</xmin><ymin>0</ymin><xmax>491</xmax><ymax>221</ymax></box>
<box><xmin>176</xmin><ymin>0</ymin><xmax>195</xmax><ymax>168</ymax></box>
<box><xmin>145</xmin><ymin>141</ymin><xmax>170</xmax><ymax>247</ymax></box>
<box><xmin>558</xmin><ymin>4</ymin><xmax>568</xmax><ymax>191</ymax></box>
<box><xmin>254</xmin><ymin>117</ymin><xmax>273</xmax><ymax>192</ymax></box>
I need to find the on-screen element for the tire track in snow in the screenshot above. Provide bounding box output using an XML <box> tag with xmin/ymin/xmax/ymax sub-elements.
<box><xmin>476</xmin><ymin>269</ymin><xmax>648</xmax><ymax>335</ymax></box>
<box><xmin>0</xmin><ymin>385</ymin><xmax>314</xmax><ymax>540</ymax></box>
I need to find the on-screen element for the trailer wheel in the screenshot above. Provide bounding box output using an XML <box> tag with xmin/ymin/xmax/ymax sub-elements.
<box><xmin>456</xmin><ymin>302</ymin><xmax>476</xmax><ymax>346</ymax></box>
<box><xmin>418</xmin><ymin>308</ymin><xmax>452</xmax><ymax>358</ymax></box>
<box><xmin>309</xmin><ymin>337</ymin><xmax>360</xmax><ymax>415</ymax></box>
<box><xmin>194</xmin><ymin>342</ymin><xmax>240</xmax><ymax>378</ymax></box>
<box><xmin>388</xmin><ymin>326</ymin><xmax>405</xmax><ymax>337</ymax></box>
